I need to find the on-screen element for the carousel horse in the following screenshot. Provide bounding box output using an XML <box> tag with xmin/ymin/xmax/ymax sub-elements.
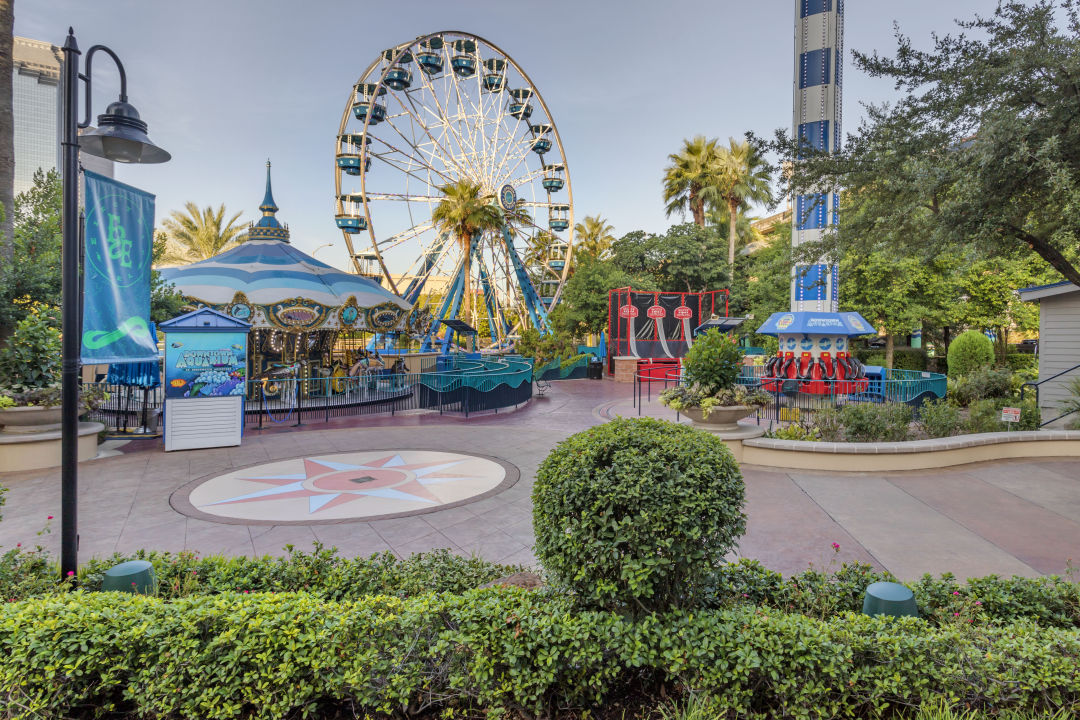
<box><xmin>348</xmin><ymin>349</ymin><xmax>386</xmax><ymax>378</ymax></box>
<box><xmin>252</xmin><ymin>361</ymin><xmax>303</xmax><ymax>398</ymax></box>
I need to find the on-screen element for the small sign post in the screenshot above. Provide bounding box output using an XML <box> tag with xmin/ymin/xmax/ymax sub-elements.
<box><xmin>1001</xmin><ymin>406</ymin><xmax>1021</xmax><ymax>429</ymax></box>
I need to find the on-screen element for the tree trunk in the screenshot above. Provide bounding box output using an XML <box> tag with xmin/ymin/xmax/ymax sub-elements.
<box><xmin>884</xmin><ymin>333</ymin><xmax>895</xmax><ymax>369</ymax></box>
<box><xmin>690</xmin><ymin>187</ymin><xmax>704</xmax><ymax>228</ymax></box>
<box><xmin>0</xmin><ymin>0</ymin><xmax>15</xmax><ymax>263</ymax></box>
<box><xmin>462</xmin><ymin>239</ymin><xmax>472</xmax><ymax>328</ymax></box>
<box><xmin>728</xmin><ymin>197</ymin><xmax>739</xmax><ymax>267</ymax></box>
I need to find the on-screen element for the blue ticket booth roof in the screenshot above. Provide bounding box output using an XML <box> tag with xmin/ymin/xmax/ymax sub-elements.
<box><xmin>756</xmin><ymin>311</ymin><xmax>875</xmax><ymax>337</ymax></box>
<box><xmin>160</xmin><ymin>307</ymin><xmax>252</xmax><ymax>333</ymax></box>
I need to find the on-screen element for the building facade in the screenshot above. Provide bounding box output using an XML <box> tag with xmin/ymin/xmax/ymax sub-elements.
<box><xmin>12</xmin><ymin>36</ymin><xmax>113</xmax><ymax>197</ymax></box>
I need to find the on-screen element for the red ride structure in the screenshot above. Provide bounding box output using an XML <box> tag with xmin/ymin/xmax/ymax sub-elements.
<box><xmin>607</xmin><ymin>287</ymin><xmax>729</xmax><ymax>375</ymax></box>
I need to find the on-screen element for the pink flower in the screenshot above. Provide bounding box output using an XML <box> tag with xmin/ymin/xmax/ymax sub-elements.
<box><xmin>15</xmin><ymin>543</ymin><xmax>20</xmax><ymax>548</ymax></box>
<box><xmin>47</xmin><ymin>516</ymin><xmax>53</xmax><ymax>520</ymax></box>
<box><xmin>831</xmin><ymin>542</ymin><xmax>841</xmax><ymax>550</ymax></box>
<box><xmin>953</xmin><ymin>612</ymin><xmax>960</xmax><ymax>616</ymax></box>
<box><xmin>952</xmin><ymin>591</ymin><xmax>960</xmax><ymax>595</ymax></box>
<box><xmin>975</xmin><ymin>601</ymin><xmax>982</xmax><ymax>606</ymax></box>
<box><xmin>66</xmin><ymin>571</ymin><xmax>74</xmax><ymax>577</ymax></box>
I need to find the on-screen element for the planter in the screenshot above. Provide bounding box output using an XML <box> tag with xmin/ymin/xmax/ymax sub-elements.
<box><xmin>681</xmin><ymin>405</ymin><xmax>753</xmax><ymax>431</ymax></box>
<box><xmin>0</xmin><ymin>405</ymin><xmax>63</xmax><ymax>434</ymax></box>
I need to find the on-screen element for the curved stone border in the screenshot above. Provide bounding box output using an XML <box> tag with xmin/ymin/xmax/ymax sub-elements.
<box><xmin>741</xmin><ymin>430</ymin><xmax>1080</xmax><ymax>471</ymax></box>
<box><xmin>0</xmin><ymin>422</ymin><xmax>104</xmax><ymax>473</ymax></box>
<box><xmin>170</xmin><ymin>449</ymin><xmax>521</xmax><ymax>526</ymax></box>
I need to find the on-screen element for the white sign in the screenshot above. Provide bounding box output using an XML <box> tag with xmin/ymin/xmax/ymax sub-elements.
<box><xmin>1001</xmin><ymin>407</ymin><xmax>1021</xmax><ymax>423</ymax></box>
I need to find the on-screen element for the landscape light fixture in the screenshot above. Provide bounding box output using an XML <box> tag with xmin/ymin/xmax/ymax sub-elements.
<box><xmin>59</xmin><ymin>28</ymin><xmax>170</xmax><ymax>580</ymax></box>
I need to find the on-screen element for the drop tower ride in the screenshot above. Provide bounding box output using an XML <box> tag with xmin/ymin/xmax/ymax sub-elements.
<box><xmin>756</xmin><ymin>0</ymin><xmax>875</xmax><ymax>392</ymax></box>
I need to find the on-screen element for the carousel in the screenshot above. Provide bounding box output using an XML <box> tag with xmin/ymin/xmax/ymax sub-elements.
<box><xmin>159</xmin><ymin>162</ymin><xmax>414</xmax><ymax>395</ymax></box>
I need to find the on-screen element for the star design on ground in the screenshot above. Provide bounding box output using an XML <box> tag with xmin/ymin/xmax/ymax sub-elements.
<box><xmin>202</xmin><ymin>453</ymin><xmax>478</xmax><ymax>515</ymax></box>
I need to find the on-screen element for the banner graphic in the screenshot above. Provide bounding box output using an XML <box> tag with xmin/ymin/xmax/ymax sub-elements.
<box><xmin>81</xmin><ymin>171</ymin><xmax>158</xmax><ymax>364</ymax></box>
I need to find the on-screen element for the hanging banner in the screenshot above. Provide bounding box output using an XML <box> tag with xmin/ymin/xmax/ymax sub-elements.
<box><xmin>81</xmin><ymin>170</ymin><xmax>158</xmax><ymax>364</ymax></box>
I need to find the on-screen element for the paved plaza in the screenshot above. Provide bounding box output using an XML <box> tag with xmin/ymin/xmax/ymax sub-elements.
<box><xmin>1</xmin><ymin>379</ymin><xmax>1079</xmax><ymax>579</ymax></box>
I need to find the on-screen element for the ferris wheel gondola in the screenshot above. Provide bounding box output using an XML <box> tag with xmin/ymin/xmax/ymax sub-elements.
<box><xmin>333</xmin><ymin>31</ymin><xmax>574</xmax><ymax>349</ymax></box>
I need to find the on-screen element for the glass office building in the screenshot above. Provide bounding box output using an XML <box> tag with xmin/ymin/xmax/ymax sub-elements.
<box><xmin>13</xmin><ymin>36</ymin><xmax>113</xmax><ymax>197</ymax></box>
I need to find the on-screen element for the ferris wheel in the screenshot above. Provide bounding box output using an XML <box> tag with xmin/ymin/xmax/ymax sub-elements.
<box><xmin>334</xmin><ymin>31</ymin><xmax>574</xmax><ymax>348</ymax></box>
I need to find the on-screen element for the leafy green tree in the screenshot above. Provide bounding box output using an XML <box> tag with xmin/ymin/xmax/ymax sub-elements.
<box><xmin>717</xmin><ymin>138</ymin><xmax>772</xmax><ymax>267</ymax></box>
<box><xmin>160</xmin><ymin>202</ymin><xmax>247</xmax><ymax>264</ymax></box>
<box><xmin>728</xmin><ymin>226</ymin><xmax>791</xmax><ymax>342</ymax></box>
<box><xmin>662</xmin><ymin>136</ymin><xmax>725</xmax><ymax>228</ymax></box>
<box><xmin>778</xmin><ymin>0</ymin><xmax>1080</xmax><ymax>287</ymax></box>
<box><xmin>0</xmin><ymin>169</ymin><xmax>61</xmax><ymax>337</ymax></box>
<box><xmin>150</xmin><ymin>232</ymin><xmax>186</xmax><ymax>323</ymax></box>
<box><xmin>551</xmin><ymin>256</ymin><xmax>654</xmax><ymax>336</ymax></box>
<box><xmin>609</xmin><ymin>225</ymin><xmax>728</xmax><ymax>294</ymax></box>
<box><xmin>572</xmin><ymin>215</ymin><xmax>616</xmax><ymax>261</ymax></box>
<box><xmin>840</xmin><ymin>251</ymin><xmax>955</xmax><ymax>368</ymax></box>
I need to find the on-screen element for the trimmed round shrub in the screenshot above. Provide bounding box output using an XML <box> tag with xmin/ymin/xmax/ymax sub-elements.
<box><xmin>532</xmin><ymin>417</ymin><xmax>745</xmax><ymax>613</ymax></box>
<box><xmin>682</xmin><ymin>328</ymin><xmax>742</xmax><ymax>394</ymax></box>
<box><xmin>947</xmin><ymin>330</ymin><xmax>994</xmax><ymax>377</ymax></box>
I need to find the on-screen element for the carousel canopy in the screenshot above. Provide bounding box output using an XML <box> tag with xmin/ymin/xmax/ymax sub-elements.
<box><xmin>159</xmin><ymin>162</ymin><xmax>411</xmax><ymax>332</ymax></box>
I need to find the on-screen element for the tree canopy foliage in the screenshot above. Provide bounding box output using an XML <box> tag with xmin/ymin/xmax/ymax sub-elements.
<box><xmin>775</xmin><ymin>0</ymin><xmax>1080</xmax><ymax>286</ymax></box>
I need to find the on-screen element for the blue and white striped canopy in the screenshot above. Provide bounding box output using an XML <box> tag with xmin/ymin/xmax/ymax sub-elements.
<box><xmin>159</xmin><ymin>239</ymin><xmax>410</xmax><ymax>312</ymax></box>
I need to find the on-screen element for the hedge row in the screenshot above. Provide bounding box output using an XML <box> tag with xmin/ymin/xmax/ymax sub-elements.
<box><xmin>3</xmin><ymin>590</ymin><xmax>1079</xmax><ymax>720</ymax></box>
<box><xmin>0</xmin><ymin>545</ymin><xmax>520</xmax><ymax>603</ymax></box>
<box><xmin>855</xmin><ymin>346</ymin><xmax>929</xmax><ymax>371</ymax></box>
<box><xmin>5</xmin><ymin>548</ymin><xmax>1078</xmax><ymax>630</ymax></box>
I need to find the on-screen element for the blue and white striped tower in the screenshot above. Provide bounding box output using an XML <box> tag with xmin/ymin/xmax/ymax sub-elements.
<box><xmin>755</xmin><ymin>0</ymin><xmax>874</xmax><ymax>385</ymax></box>
<box><xmin>791</xmin><ymin>0</ymin><xmax>843</xmax><ymax>313</ymax></box>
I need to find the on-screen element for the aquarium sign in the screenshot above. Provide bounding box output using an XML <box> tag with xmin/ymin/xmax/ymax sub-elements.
<box><xmin>165</xmin><ymin>330</ymin><xmax>247</xmax><ymax>399</ymax></box>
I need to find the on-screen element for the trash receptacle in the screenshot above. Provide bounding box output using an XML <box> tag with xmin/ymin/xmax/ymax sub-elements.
<box><xmin>588</xmin><ymin>360</ymin><xmax>603</xmax><ymax>380</ymax></box>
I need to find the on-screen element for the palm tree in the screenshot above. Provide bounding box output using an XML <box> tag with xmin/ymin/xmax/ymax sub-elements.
<box><xmin>662</xmin><ymin>135</ymin><xmax>725</xmax><ymax>228</ymax></box>
<box><xmin>430</xmin><ymin>180</ymin><xmax>504</xmax><ymax>326</ymax></box>
<box><xmin>573</xmin><ymin>215</ymin><xmax>616</xmax><ymax>261</ymax></box>
<box><xmin>717</xmin><ymin>139</ymin><xmax>772</xmax><ymax>267</ymax></box>
<box><xmin>159</xmin><ymin>203</ymin><xmax>247</xmax><ymax>264</ymax></box>
<box><xmin>0</xmin><ymin>1</ymin><xmax>15</xmax><ymax>262</ymax></box>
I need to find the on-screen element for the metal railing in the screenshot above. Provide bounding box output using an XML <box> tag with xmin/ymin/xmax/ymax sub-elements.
<box><xmin>1021</xmin><ymin>362</ymin><xmax>1080</xmax><ymax>427</ymax></box>
<box><xmin>82</xmin><ymin>354</ymin><xmax>541</xmax><ymax>433</ymax></box>
<box><xmin>632</xmin><ymin>364</ymin><xmax>948</xmax><ymax>424</ymax></box>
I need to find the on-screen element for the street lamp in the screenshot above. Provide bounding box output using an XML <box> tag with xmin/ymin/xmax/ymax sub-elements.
<box><xmin>60</xmin><ymin>28</ymin><xmax>170</xmax><ymax>579</ymax></box>
<box><xmin>311</xmin><ymin>243</ymin><xmax>333</xmax><ymax>259</ymax></box>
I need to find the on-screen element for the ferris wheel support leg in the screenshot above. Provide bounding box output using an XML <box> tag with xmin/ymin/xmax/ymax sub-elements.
<box><xmin>500</xmin><ymin>227</ymin><xmax>550</xmax><ymax>334</ymax></box>
<box><xmin>404</xmin><ymin>233</ymin><xmax>450</xmax><ymax>305</ymax></box>
<box><xmin>476</xmin><ymin>251</ymin><xmax>502</xmax><ymax>345</ymax></box>
<box><xmin>420</xmin><ymin>260</ymin><xmax>466</xmax><ymax>352</ymax></box>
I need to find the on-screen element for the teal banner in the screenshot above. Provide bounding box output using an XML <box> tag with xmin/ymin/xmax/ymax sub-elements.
<box><xmin>81</xmin><ymin>171</ymin><xmax>158</xmax><ymax>364</ymax></box>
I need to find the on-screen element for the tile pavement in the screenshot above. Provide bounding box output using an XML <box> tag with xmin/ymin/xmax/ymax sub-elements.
<box><xmin>1</xmin><ymin>379</ymin><xmax>1078</xmax><ymax>579</ymax></box>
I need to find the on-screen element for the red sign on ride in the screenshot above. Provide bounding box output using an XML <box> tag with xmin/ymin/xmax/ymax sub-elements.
<box><xmin>647</xmin><ymin>306</ymin><xmax>667</xmax><ymax>319</ymax></box>
<box><xmin>618</xmin><ymin>305</ymin><xmax>639</xmax><ymax>318</ymax></box>
<box><xmin>673</xmin><ymin>306</ymin><xmax>693</xmax><ymax>319</ymax></box>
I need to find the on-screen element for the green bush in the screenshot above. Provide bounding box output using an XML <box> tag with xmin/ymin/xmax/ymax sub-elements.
<box><xmin>947</xmin><ymin>330</ymin><xmax>995</xmax><ymax>377</ymax></box>
<box><xmin>1004</xmin><ymin>352</ymin><xmax>1039</xmax><ymax>376</ymax></box>
<box><xmin>4</xmin><ymin>589</ymin><xmax>1080</xmax><ymax>720</ymax></box>
<box><xmin>917</xmin><ymin>399</ymin><xmax>965</xmax><ymax>438</ymax></box>
<box><xmin>1</xmin><ymin>545</ymin><xmax>521</xmax><ymax>603</ymax></box>
<box><xmin>812</xmin><ymin>407</ymin><xmax>844</xmax><ymax>442</ymax></box>
<box><xmin>681</xmin><ymin>328</ymin><xmax>741</xmax><ymax>394</ymax></box>
<box><xmin>951</xmin><ymin>367</ymin><xmax>1013</xmax><ymax>407</ymax></box>
<box><xmin>856</xmin><ymin>346</ymin><xmax>928</xmax><ymax>371</ymax></box>
<box><xmin>0</xmin><ymin>303</ymin><xmax>61</xmax><ymax>393</ymax></box>
<box><xmin>837</xmin><ymin>402</ymin><xmax>913</xmax><ymax>442</ymax></box>
<box><xmin>966</xmin><ymin>396</ymin><xmax>1040</xmax><ymax>433</ymax></box>
<box><xmin>532</xmin><ymin>418</ymin><xmax>744</xmax><ymax>613</ymax></box>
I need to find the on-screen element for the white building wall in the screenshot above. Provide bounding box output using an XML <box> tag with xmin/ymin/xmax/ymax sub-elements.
<box><xmin>1038</xmin><ymin>290</ymin><xmax>1080</xmax><ymax>417</ymax></box>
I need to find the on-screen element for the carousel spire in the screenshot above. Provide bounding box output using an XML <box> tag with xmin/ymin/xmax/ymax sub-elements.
<box><xmin>247</xmin><ymin>160</ymin><xmax>290</xmax><ymax>243</ymax></box>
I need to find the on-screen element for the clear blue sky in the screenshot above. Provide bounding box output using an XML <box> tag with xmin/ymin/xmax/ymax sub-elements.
<box><xmin>16</xmin><ymin>0</ymin><xmax>995</xmax><ymax>271</ymax></box>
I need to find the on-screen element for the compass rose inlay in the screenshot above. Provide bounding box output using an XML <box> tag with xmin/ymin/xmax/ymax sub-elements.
<box><xmin>183</xmin><ymin>450</ymin><xmax>509</xmax><ymax>522</ymax></box>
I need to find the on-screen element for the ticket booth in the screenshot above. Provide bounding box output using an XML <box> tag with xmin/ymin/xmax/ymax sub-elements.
<box><xmin>160</xmin><ymin>308</ymin><xmax>250</xmax><ymax>451</ymax></box>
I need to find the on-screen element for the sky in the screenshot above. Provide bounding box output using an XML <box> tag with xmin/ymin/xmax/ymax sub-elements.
<box><xmin>15</xmin><ymin>0</ymin><xmax>998</xmax><ymax>273</ymax></box>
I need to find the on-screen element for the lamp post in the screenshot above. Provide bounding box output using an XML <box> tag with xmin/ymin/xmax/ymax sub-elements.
<box><xmin>60</xmin><ymin>28</ymin><xmax>169</xmax><ymax>579</ymax></box>
<box><xmin>311</xmin><ymin>243</ymin><xmax>333</xmax><ymax>259</ymax></box>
